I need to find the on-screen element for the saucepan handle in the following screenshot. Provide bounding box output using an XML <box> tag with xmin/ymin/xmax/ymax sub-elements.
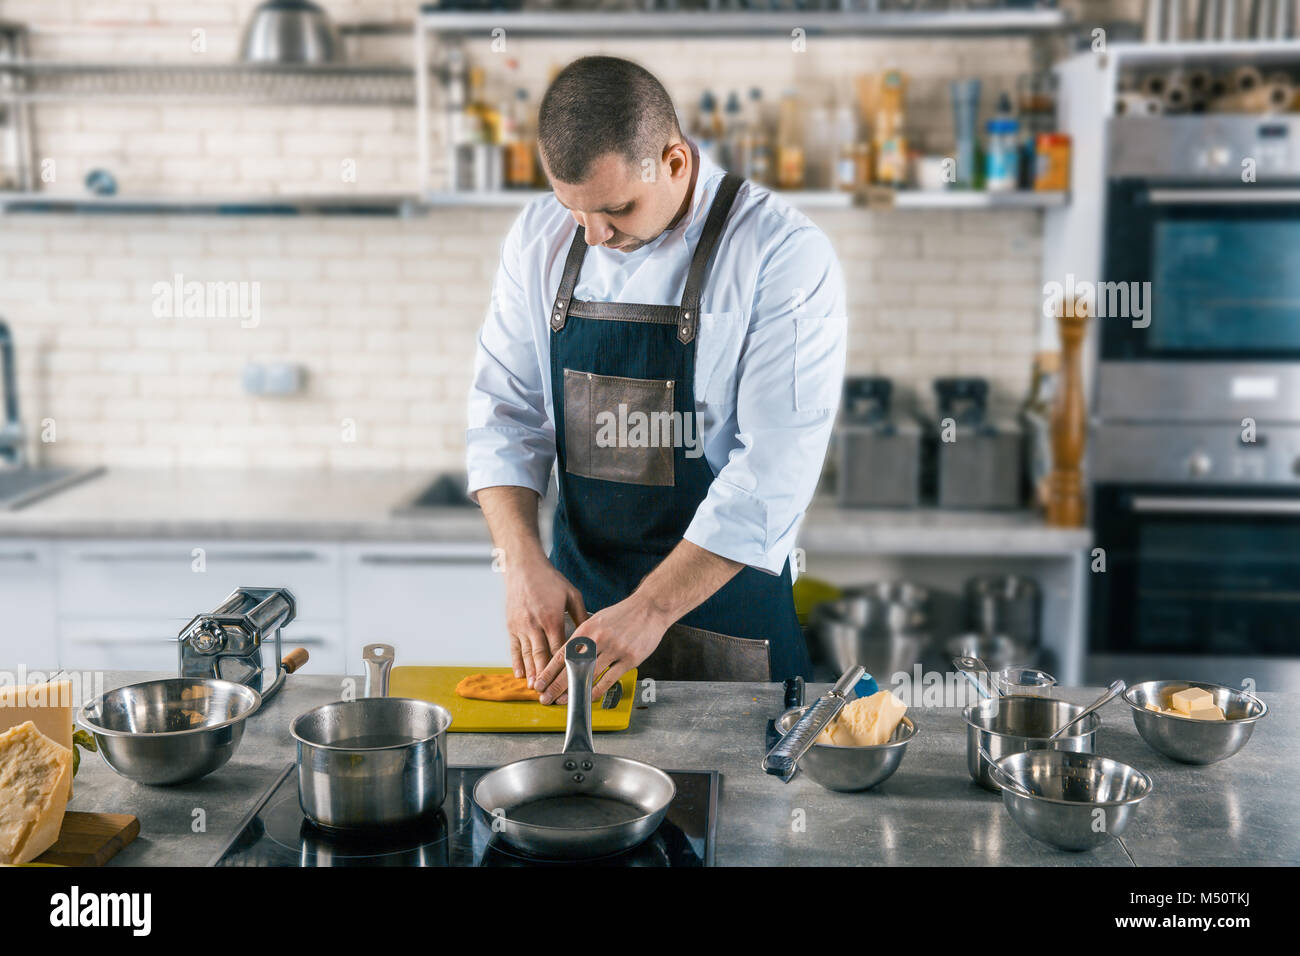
<box><xmin>562</xmin><ymin>636</ymin><xmax>598</xmax><ymax>755</ymax></box>
<box><xmin>362</xmin><ymin>643</ymin><xmax>394</xmax><ymax>699</ymax></box>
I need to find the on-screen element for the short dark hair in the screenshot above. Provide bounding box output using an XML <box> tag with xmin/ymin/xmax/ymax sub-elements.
<box><xmin>537</xmin><ymin>56</ymin><xmax>682</xmax><ymax>185</ymax></box>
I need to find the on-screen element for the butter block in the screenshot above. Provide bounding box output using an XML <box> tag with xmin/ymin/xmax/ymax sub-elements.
<box><xmin>1144</xmin><ymin>703</ymin><xmax>1161</xmax><ymax>712</ymax></box>
<box><xmin>0</xmin><ymin>721</ymin><xmax>73</xmax><ymax>864</ymax></box>
<box><xmin>1187</xmin><ymin>705</ymin><xmax>1226</xmax><ymax>721</ymax></box>
<box><xmin>0</xmin><ymin>681</ymin><xmax>74</xmax><ymax>798</ymax></box>
<box><xmin>1169</xmin><ymin>687</ymin><xmax>1214</xmax><ymax>716</ymax></box>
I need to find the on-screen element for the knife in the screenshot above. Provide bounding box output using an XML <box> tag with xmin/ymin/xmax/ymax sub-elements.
<box><xmin>762</xmin><ymin>665</ymin><xmax>864</xmax><ymax>780</ymax></box>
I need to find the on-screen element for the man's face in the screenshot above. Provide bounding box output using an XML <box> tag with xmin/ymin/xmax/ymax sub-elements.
<box><xmin>544</xmin><ymin>145</ymin><xmax>690</xmax><ymax>254</ymax></box>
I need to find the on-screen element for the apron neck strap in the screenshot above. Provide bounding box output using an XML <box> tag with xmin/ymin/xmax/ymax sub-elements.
<box><xmin>678</xmin><ymin>172</ymin><xmax>743</xmax><ymax>344</ymax></box>
<box><xmin>549</xmin><ymin>171</ymin><xmax>746</xmax><ymax>341</ymax></box>
<box><xmin>550</xmin><ymin>224</ymin><xmax>589</xmax><ymax>332</ymax></box>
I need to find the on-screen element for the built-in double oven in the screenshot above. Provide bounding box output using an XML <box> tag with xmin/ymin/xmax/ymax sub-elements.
<box><xmin>1089</xmin><ymin>115</ymin><xmax>1300</xmax><ymax>690</ymax></box>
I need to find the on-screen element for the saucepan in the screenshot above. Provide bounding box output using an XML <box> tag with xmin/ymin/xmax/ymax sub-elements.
<box><xmin>472</xmin><ymin>637</ymin><xmax>676</xmax><ymax>860</ymax></box>
<box><xmin>963</xmin><ymin>694</ymin><xmax>1100</xmax><ymax>792</ymax></box>
<box><xmin>290</xmin><ymin>644</ymin><xmax>452</xmax><ymax>831</ymax></box>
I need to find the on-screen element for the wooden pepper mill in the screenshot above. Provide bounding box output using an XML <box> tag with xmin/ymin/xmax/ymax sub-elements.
<box><xmin>1046</xmin><ymin>299</ymin><xmax>1088</xmax><ymax>527</ymax></box>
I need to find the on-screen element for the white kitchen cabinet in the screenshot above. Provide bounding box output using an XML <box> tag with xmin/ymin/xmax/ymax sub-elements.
<box><xmin>56</xmin><ymin>539</ymin><xmax>344</xmax><ymax>621</ymax></box>
<box><xmin>0</xmin><ymin>540</ymin><xmax>58</xmax><ymax>670</ymax></box>
<box><xmin>53</xmin><ymin>538</ymin><xmax>345</xmax><ymax>673</ymax></box>
<box><xmin>343</xmin><ymin>543</ymin><xmax>508</xmax><ymax>672</ymax></box>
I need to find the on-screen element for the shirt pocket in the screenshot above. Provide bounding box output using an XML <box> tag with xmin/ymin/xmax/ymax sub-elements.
<box><xmin>794</xmin><ymin>313</ymin><xmax>845</xmax><ymax>412</ymax></box>
<box><xmin>694</xmin><ymin>311</ymin><xmax>746</xmax><ymax>406</ymax></box>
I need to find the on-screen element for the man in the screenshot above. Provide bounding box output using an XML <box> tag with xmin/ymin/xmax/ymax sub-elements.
<box><xmin>467</xmin><ymin>56</ymin><xmax>846</xmax><ymax>704</ymax></box>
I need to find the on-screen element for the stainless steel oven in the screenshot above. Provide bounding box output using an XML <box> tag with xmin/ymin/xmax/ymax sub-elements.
<box><xmin>1089</xmin><ymin>422</ymin><xmax>1300</xmax><ymax>690</ymax></box>
<box><xmin>1099</xmin><ymin>116</ymin><xmax>1300</xmax><ymax>422</ymax></box>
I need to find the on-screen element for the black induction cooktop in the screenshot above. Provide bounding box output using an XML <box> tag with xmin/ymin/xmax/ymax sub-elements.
<box><xmin>210</xmin><ymin>764</ymin><xmax>717</xmax><ymax>867</ymax></box>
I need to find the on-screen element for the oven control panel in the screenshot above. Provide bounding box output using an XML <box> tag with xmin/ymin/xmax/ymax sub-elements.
<box><xmin>1093</xmin><ymin>422</ymin><xmax>1300</xmax><ymax>485</ymax></box>
<box><xmin>1111</xmin><ymin>115</ymin><xmax>1300</xmax><ymax>180</ymax></box>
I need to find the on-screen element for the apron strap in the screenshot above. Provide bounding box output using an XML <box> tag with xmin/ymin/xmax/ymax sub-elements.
<box><xmin>678</xmin><ymin>172</ymin><xmax>744</xmax><ymax>345</ymax></box>
<box><xmin>550</xmin><ymin>224</ymin><xmax>588</xmax><ymax>333</ymax></box>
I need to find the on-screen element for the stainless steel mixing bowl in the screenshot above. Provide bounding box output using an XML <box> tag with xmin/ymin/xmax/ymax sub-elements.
<box><xmin>1124</xmin><ymin>680</ymin><xmax>1268</xmax><ymax>765</ymax></box>
<box><xmin>776</xmin><ymin>706</ymin><xmax>917</xmax><ymax>792</ymax></box>
<box><xmin>77</xmin><ymin>677</ymin><xmax>261</xmax><ymax>785</ymax></box>
<box><xmin>963</xmin><ymin>695</ymin><xmax>1099</xmax><ymax>792</ymax></box>
<box><xmin>996</xmin><ymin>749</ymin><xmax>1153</xmax><ymax>851</ymax></box>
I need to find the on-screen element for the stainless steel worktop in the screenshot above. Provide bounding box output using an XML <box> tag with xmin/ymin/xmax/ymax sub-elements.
<box><xmin>68</xmin><ymin>671</ymin><xmax>1296</xmax><ymax>867</ymax></box>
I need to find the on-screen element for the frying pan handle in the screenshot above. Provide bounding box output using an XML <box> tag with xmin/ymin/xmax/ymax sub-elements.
<box><xmin>363</xmin><ymin>643</ymin><xmax>394</xmax><ymax>698</ymax></box>
<box><xmin>561</xmin><ymin>637</ymin><xmax>597</xmax><ymax>755</ymax></box>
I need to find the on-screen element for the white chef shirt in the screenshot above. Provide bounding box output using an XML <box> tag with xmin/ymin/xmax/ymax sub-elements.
<box><xmin>466</xmin><ymin>146</ymin><xmax>847</xmax><ymax>575</ymax></box>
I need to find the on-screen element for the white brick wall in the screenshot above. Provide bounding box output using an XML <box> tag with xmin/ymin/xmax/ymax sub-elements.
<box><xmin>0</xmin><ymin>0</ymin><xmax>1122</xmax><ymax>469</ymax></box>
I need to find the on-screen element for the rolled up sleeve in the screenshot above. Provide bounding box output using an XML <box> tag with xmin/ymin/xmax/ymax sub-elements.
<box><xmin>684</xmin><ymin>226</ymin><xmax>847</xmax><ymax>574</ymax></box>
<box><xmin>466</xmin><ymin>216</ymin><xmax>555</xmax><ymax>502</ymax></box>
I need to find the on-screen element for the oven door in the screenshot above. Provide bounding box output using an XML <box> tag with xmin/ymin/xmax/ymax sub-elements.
<box><xmin>1103</xmin><ymin>180</ymin><xmax>1300</xmax><ymax>362</ymax></box>
<box><xmin>1090</xmin><ymin>483</ymin><xmax>1300</xmax><ymax>689</ymax></box>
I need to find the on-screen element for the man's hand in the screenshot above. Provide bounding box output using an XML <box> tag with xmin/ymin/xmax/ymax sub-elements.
<box><xmin>476</xmin><ymin>486</ymin><xmax>589</xmax><ymax>687</ymax></box>
<box><xmin>534</xmin><ymin>593</ymin><xmax>669</xmax><ymax>705</ymax></box>
<box><xmin>505</xmin><ymin>550</ymin><xmax>588</xmax><ymax>688</ymax></box>
<box><xmin>533</xmin><ymin>539</ymin><xmax>744</xmax><ymax>704</ymax></box>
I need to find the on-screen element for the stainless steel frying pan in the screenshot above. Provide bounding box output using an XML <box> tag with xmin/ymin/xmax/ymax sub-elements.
<box><xmin>472</xmin><ymin>637</ymin><xmax>675</xmax><ymax>860</ymax></box>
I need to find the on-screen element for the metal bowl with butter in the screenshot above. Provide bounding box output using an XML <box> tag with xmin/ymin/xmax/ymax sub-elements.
<box><xmin>1124</xmin><ymin>680</ymin><xmax>1267</xmax><ymax>765</ymax></box>
<box><xmin>775</xmin><ymin>706</ymin><xmax>917</xmax><ymax>792</ymax></box>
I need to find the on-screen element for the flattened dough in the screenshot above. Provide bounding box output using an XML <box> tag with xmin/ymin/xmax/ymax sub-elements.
<box><xmin>455</xmin><ymin>673</ymin><xmax>540</xmax><ymax>702</ymax></box>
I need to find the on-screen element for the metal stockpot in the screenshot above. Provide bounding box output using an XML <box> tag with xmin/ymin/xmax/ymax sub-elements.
<box><xmin>963</xmin><ymin>695</ymin><xmax>1099</xmax><ymax>792</ymax></box>
<box><xmin>290</xmin><ymin>644</ymin><xmax>452</xmax><ymax>831</ymax></box>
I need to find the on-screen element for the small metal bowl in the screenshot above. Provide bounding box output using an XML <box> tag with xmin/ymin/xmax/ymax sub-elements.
<box><xmin>77</xmin><ymin>678</ymin><xmax>261</xmax><ymax>785</ymax></box>
<box><xmin>1124</xmin><ymin>680</ymin><xmax>1268</xmax><ymax>765</ymax></box>
<box><xmin>775</xmin><ymin>706</ymin><xmax>917</xmax><ymax>792</ymax></box>
<box><xmin>996</xmin><ymin>749</ymin><xmax>1153</xmax><ymax>852</ymax></box>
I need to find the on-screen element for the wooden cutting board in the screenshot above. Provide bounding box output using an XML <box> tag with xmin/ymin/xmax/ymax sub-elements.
<box><xmin>34</xmin><ymin>812</ymin><xmax>139</xmax><ymax>866</ymax></box>
<box><xmin>389</xmin><ymin>666</ymin><xmax>637</xmax><ymax>733</ymax></box>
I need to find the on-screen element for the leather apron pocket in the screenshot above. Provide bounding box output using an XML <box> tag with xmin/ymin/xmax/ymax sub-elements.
<box><xmin>639</xmin><ymin>623</ymin><xmax>772</xmax><ymax>682</ymax></box>
<box><xmin>563</xmin><ymin>368</ymin><xmax>675</xmax><ymax>487</ymax></box>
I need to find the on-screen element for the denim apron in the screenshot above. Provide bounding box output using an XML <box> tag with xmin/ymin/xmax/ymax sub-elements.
<box><xmin>548</xmin><ymin>172</ymin><xmax>810</xmax><ymax>682</ymax></box>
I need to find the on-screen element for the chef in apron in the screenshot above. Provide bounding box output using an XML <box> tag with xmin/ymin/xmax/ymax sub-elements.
<box><xmin>467</xmin><ymin>56</ymin><xmax>846</xmax><ymax>702</ymax></box>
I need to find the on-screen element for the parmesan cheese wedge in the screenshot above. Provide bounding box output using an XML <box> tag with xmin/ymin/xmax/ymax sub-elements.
<box><xmin>0</xmin><ymin>681</ymin><xmax>75</xmax><ymax>798</ymax></box>
<box><xmin>0</xmin><ymin>721</ymin><xmax>73</xmax><ymax>864</ymax></box>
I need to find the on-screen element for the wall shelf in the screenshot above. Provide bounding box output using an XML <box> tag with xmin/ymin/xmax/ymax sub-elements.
<box><xmin>0</xmin><ymin>61</ymin><xmax>416</xmax><ymax>106</ymax></box>
<box><xmin>417</xmin><ymin>7</ymin><xmax>1073</xmax><ymax>39</ymax></box>
<box><xmin>0</xmin><ymin>187</ymin><xmax>1068</xmax><ymax>217</ymax></box>
<box><xmin>0</xmin><ymin>192</ymin><xmax>425</xmax><ymax>217</ymax></box>
<box><xmin>865</xmin><ymin>187</ymin><xmax>1069</xmax><ymax>209</ymax></box>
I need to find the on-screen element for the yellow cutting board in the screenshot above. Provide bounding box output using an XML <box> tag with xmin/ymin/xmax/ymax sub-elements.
<box><xmin>389</xmin><ymin>666</ymin><xmax>637</xmax><ymax>733</ymax></box>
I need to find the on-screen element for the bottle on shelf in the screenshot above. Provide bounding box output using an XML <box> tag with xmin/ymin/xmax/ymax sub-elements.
<box><xmin>775</xmin><ymin>88</ymin><xmax>805</xmax><ymax>191</ymax></box>
<box><xmin>873</xmin><ymin>69</ymin><xmax>907</xmax><ymax>186</ymax></box>
<box><xmin>693</xmin><ymin>89</ymin><xmax>723</xmax><ymax>165</ymax></box>
<box><xmin>503</xmin><ymin>88</ymin><xmax>537</xmax><ymax>190</ymax></box>
<box><xmin>805</xmin><ymin>96</ymin><xmax>833</xmax><ymax>190</ymax></box>
<box><xmin>721</xmin><ymin>90</ymin><xmax>744</xmax><ymax>172</ymax></box>
<box><xmin>831</xmin><ymin>93</ymin><xmax>865</xmax><ymax>192</ymax></box>
<box><xmin>984</xmin><ymin>91</ymin><xmax>1020</xmax><ymax>193</ymax></box>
